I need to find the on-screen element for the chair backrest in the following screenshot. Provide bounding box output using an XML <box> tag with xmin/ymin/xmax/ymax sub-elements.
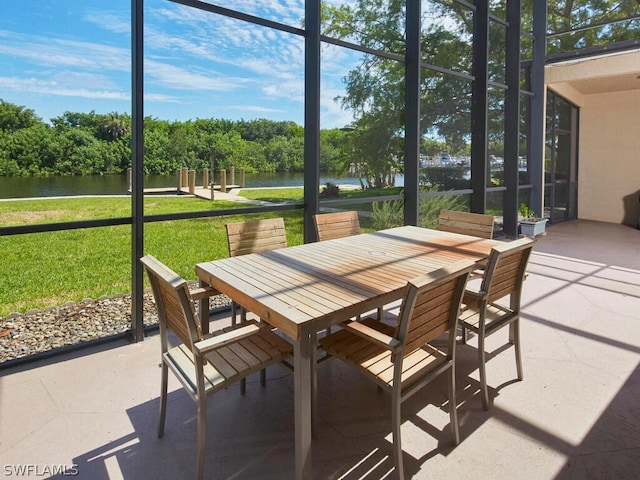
<box><xmin>481</xmin><ymin>237</ymin><xmax>534</xmax><ymax>305</ymax></box>
<box><xmin>438</xmin><ymin>209</ymin><xmax>495</xmax><ymax>239</ymax></box>
<box><xmin>395</xmin><ymin>259</ymin><xmax>476</xmax><ymax>358</ymax></box>
<box><xmin>225</xmin><ymin>217</ymin><xmax>287</xmax><ymax>257</ymax></box>
<box><xmin>314</xmin><ymin>211</ymin><xmax>361</xmax><ymax>241</ymax></box>
<box><xmin>140</xmin><ymin>255</ymin><xmax>202</xmax><ymax>351</ymax></box>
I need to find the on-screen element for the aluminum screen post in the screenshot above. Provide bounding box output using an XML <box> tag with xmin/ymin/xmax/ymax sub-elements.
<box><xmin>131</xmin><ymin>0</ymin><xmax>145</xmax><ymax>342</ymax></box>
<box><xmin>303</xmin><ymin>0</ymin><xmax>321</xmax><ymax>243</ymax></box>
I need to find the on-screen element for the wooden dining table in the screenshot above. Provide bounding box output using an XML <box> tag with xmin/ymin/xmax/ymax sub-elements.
<box><xmin>195</xmin><ymin>225</ymin><xmax>500</xmax><ymax>479</ymax></box>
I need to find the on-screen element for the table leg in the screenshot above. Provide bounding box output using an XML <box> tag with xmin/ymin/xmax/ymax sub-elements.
<box><xmin>198</xmin><ymin>279</ymin><xmax>210</xmax><ymax>335</ymax></box>
<box><xmin>295</xmin><ymin>331</ymin><xmax>313</xmax><ymax>479</ymax></box>
<box><xmin>311</xmin><ymin>332</ymin><xmax>318</xmax><ymax>439</ymax></box>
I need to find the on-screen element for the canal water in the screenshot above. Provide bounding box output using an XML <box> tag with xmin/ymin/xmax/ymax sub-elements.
<box><xmin>0</xmin><ymin>172</ymin><xmax>405</xmax><ymax>199</ymax></box>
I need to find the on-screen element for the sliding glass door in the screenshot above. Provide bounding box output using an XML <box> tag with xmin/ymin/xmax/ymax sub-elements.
<box><xmin>545</xmin><ymin>91</ymin><xmax>578</xmax><ymax>223</ymax></box>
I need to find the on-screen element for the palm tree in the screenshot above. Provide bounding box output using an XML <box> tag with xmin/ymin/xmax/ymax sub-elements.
<box><xmin>99</xmin><ymin>112</ymin><xmax>130</xmax><ymax>141</ymax></box>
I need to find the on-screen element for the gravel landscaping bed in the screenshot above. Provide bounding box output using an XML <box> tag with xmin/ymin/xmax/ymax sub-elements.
<box><xmin>0</xmin><ymin>287</ymin><xmax>232</xmax><ymax>365</ymax></box>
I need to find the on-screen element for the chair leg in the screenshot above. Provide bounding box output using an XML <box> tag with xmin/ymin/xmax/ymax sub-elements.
<box><xmin>260</xmin><ymin>368</ymin><xmax>267</xmax><ymax>387</ymax></box>
<box><xmin>235</xmin><ymin>304</ymin><xmax>248</xmax><ymax>393</ymax></box>
<box><xmin>231</xmin><ymin>303</ymin><xmax>238</xmax><ymax>326</ymax></box>
<box><xmin>391</xmin><ymin>390</ymin><xmax>404</xmax><ymax>480</ymax></box>
<box><xmin>478</xmin><ymin>330</ymin><xmax>489</xmax><ymax>410</ymax></box>
<box><xmin>512</xmin><ymin>319</ymin><xmax>523</xmax><ymax>381</ymax></box>
<box><xmin>196</xmin><ymin>396</ymin><xmax>207</xmax><ymax>480</ymax></box>
<box><xmin>448</xmin><ymin>366</ymin><xmax>460</xmax><ymax>445</ymax></box>
<box><xmin>158</xmin><ymin>362</ymin><xmax>169</xmax><ymax>438</ymax></box>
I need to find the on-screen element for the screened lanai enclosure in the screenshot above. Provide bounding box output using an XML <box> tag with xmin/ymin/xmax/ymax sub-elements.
<box><xmin>129</xmin><ymin>0</ymin><xmax>550</xmax><ymax>341</ymax></box>
<box><xmin>1</xmin><ymin>0</ymin><xmax>639</xmax><ymax>356</ymax></box>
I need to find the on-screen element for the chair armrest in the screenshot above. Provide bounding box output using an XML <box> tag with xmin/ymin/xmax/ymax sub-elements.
<box><xmin>463</xmin><ymin>287</ymin><xmax>486</xmax><ymax>300</ymax></box>
<box><xmin>194</xmin><ymin>323</ymin><xmax>260</xmax><ymax>355</ymax></box>
<box><xmin>342</xmin><ymin>321</ymin><xmax>401</xmax><ymax>351</ymax></box>
<box><xmin>191</xmin><ymin>286</ymin><xmax>218</xmax><ymax>301</ymax></box>
<box><xmin>461</xmin><ymin>282</ymin><xmax>487</xmax><ymax>311</ymax></box>
<box><xmin>463</xmin><ymin>275</ymin><xmax>487</xmax><ymax>299</ymax></box>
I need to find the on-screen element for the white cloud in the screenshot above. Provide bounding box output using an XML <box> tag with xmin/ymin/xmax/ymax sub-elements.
<box><xmin>225</xmin><ymin>105</ymin><xmax>285</xmax><ymax>114</ymax></box>
<box><xmin>0</xmin><ymin>0</ymin><xmax>359</xmax><ymax>126</ymax></box>
<box><xmin>144</xmin><ymin>9</ymin><xmax>306</xmax><ymax>87</ymax></box>
<box><xmin>0</xmin><ymin>76</ymin><xmax>129</xmax><ymax>100</ymax></box>
<box><xmin>209</xmin><ymin>0</ymin><xmax>304</xmax><ymax>26</ymax></box>
<box><xmin>145</xmin><ymin>59</ymin><xmax>249</xmax><ymax>92</ymax></box>
<box><xmin>320</xmin><ymin>82</ymin><xmax>355</xmax><ymax>129</ymax></box>
<box><xmin>83</xmin><ymin>12</ymin><xmax>130</xmax><ymax>34</ymax></box>
<box><xmin>0</xmin><ymin>31</ymin><xmax>130</xmax><ymax>72</ymax></box>
<box><xmin>262</xmin><ymin>79</ymin><xmax>304</xmax><ymax>103</ymax></box>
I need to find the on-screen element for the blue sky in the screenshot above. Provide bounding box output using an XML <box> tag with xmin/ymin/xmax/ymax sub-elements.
<box><xmin>0</xmin><ymin>0</ymin><xmax>357</xmax><ymax>128</ymax></box>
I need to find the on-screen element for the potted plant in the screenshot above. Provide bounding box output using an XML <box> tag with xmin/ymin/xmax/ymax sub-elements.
<box><xmin>519</xmin><ymin>203</ymin><xmax>548</xmax><ymax>237</ymax></box>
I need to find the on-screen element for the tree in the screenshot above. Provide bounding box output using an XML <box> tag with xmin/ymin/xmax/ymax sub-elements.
<box><xmin>5</xmin><ymin>123</ymin><xmax>59</xmax><ymax>175</ymax></box>
<box><xmin>0</xmin><ymin>99</ymin><xmax>41</xmax><ymax>132</ymax></box>
<box><xmin>347</xmin><ymin>114</ymin><xmax>403</xmax><ymax>189</ymax></box>
<box><xmin>0</xmin><ymin>131</ymin><xmax>19</xmax><ymax>175</ymax></box>
<box><xmin>322</xmin><ymin>0</ymin><xmax>472</xmax><ymax>187</ymax></box>
<box><xmin>546</xmin><ymin>1</ymin><xmax>640</xmax><ymax>55</ymax></box>
<box><xmin>51</xmin><ymin>110</ymin><xmax>100</xmax><ymax>134</ymax></box>
<box><xmin>322</xmin><ymin>0</ymin><xmax>640</xmax><ymax>188</ymax></box>
<box><xmin>98</xmin><ymin>112</ymin><xmax>131</xmax><ymax>141</ymax></box>
<box><xmin>264</xmin><ymin>135</ymin><xmax>304</xmax><ymax>172</ymax></box>
<box><xmin>319</xmin><ymin>128</ymin><xmax>351</xmax><ymax>173</ymax></box>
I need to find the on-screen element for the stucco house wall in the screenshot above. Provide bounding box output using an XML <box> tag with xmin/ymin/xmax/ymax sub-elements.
<box><xmin>545</xmin><ymin>51</ymin><xmax>640</xmax><ymax>226</ymax></box>
<box><xmin>579</xmin><ymin>90</ymin><xmax>640</xmax><ymax>225</ymax></box>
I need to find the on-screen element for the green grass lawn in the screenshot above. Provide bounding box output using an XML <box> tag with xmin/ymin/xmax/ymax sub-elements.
<box><xmin>239</xmin><ymin>187</ymin><xmax>304</xmax><ymax>203</ymax></box>
<box><xmin>239</xmin><ymin>186</ymin><xmax>403</xmax><ymax>212</ymax></box>
<box><xmin>0</xmin><ymin>187</ymin><xmax>409</xmax><ymax>316</ymax></box>
<box><xmin>0</xmin><ymin>196</ymin><xmax>304</xmax><ymax>316</ymax></box>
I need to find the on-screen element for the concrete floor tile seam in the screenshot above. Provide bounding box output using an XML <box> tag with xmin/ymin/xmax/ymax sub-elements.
<box><xmin>520</xmin><ymin>319</ymin><xmax>589</xmax><ymax>365</ymax></box>
<box><xmin>528</xmin><ymin>266</ymin><xmax>635</xmax><ymax>301</ymax></box>
<box><xmin>558</xmin><ymin>316</ymin><xmax>640</xmax><ymax>358</ymax></box>
<box><xmin>528</xmin><ymin>250</ymin><xmax>640</xmax><ymax>280</ymax></box>
<box><xmin>476</xmin><ymin>410</ymin><xmax>586</xmax><ymax>459</ymax></box>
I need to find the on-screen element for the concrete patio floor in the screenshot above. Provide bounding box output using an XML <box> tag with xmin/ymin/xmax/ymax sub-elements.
<box><xmin>1</xmin><ymin>220</ymin><xmax>639</xmax><ymax>479</ymax></box>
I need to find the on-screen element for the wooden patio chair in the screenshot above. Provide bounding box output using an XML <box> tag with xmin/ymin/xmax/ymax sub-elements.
<box><xmin>226</xmin><ymin>217</ymin><xmax>287</xmax><ymax>258</ymax></box>
<box><xmin>458</xmin><ymin>237</ymin><xmax>534</xmax><ymax>410</ymax></box>
<box><xmin>313</xmin><ymin>210</ymin><xmax>361</xmax><ymax>241</ymax></box>
<box><xmin>313</xmin><ymin>210</ymin><xmax>384</xmax><ymax>322</ymax></box>
<box><xmin>438</xmin><ymin>209</ymin><xmax>495</xmax><ymax>275</ymax></box>
<box><xmin>320</xmin><ymin>259</ymin><xmax>476</xmax><ymax>480</ymax></box>
<box><xmin>225</xmin><ymin>217</ymin><xmax>288</xmax><ymax>326</ymax></box>
<box><xmin>225</xmin><ymin>216</ymin><xmax>288</xmax><ymax>325</ymax></box>
<box><xmin>313</xmin><ymin>210</ymin><xmax>381</xmax><ymax>323</ymax></box>
<box><xmin>225</xmin><ymin>217</ymin><xmax>288</xmax><ymax>388</ymax></box>
<box><xmin>438</xmin><ymin>209</ymin><xmax>495</xmax><ymax>239</ymax></box>
<box><xmin>140</xmin><ymin>255</ymin><xmax>293</xmax><ymax>480</ymax></box>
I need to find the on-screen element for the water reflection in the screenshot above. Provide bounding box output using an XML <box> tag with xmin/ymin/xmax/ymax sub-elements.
<box><xmin>0</xmin><ymin>172</ymin><xmax>406</xmax><ymax>200</ymax></box>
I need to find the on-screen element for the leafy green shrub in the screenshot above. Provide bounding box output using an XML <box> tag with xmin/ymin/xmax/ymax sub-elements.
<box><xmin>371</xmin><ymin>199</ymin><xmax>403</xmax><ymax>230</ymax></box>
<box><xmin>371</xmin><ymin>188</ymin><xmax>466</xmax><ymax>231</ymax></box>
<box><xmin>420</xmin><ymin>167</ymin><xmax>469</xmax><ymax>190</ymax></box>
<box><xmin>319</xmin><ymin>182</ymin><xmax>340</xmax><ymax>198</ymax></box>
<box><xmin>418</xmin><ymin>190</ymin><xmax>466</xmax><ymax>229</ymax></box>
